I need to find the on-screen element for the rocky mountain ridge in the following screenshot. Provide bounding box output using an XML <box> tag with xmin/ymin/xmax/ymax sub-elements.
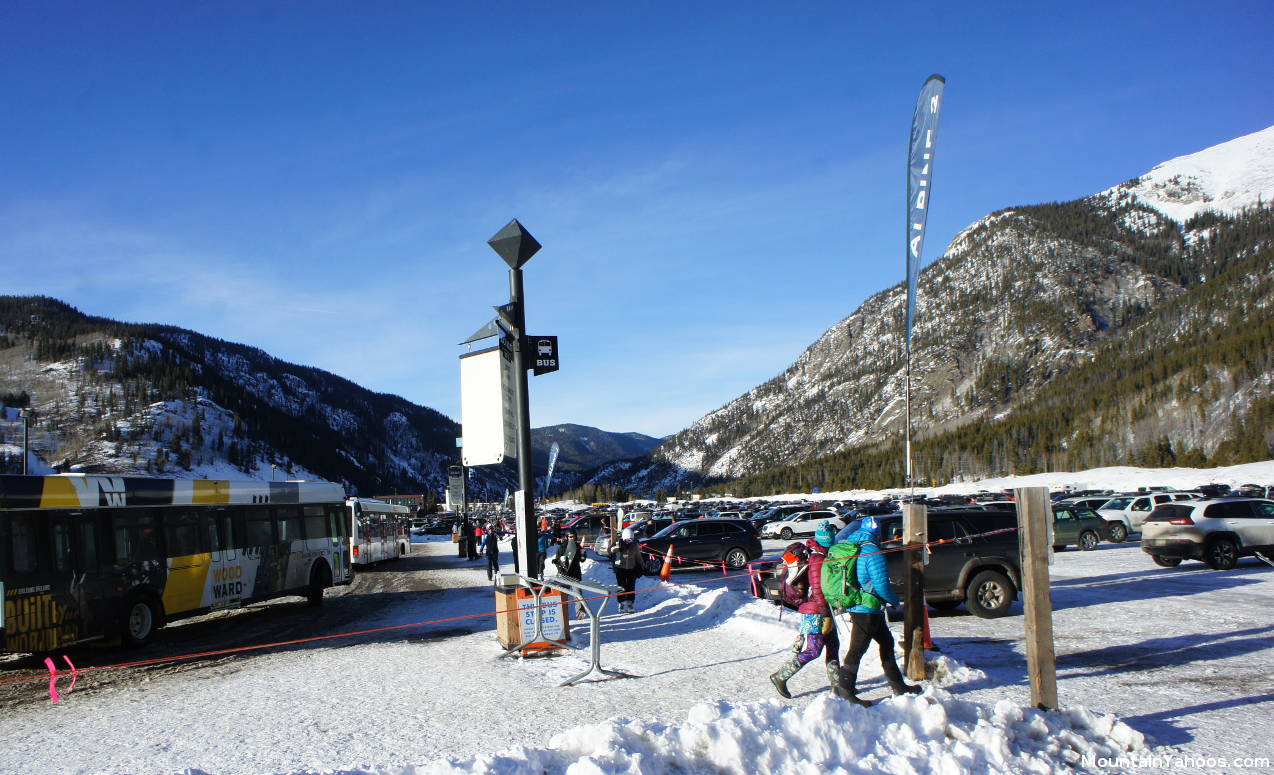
<box><xmin>594</xmin><ymin>125</ymin><xmax>1274</xmax><ymax>494</ymax></box>
<box><xmin>0</xmin><ymin>299</ymin><xmax>653</xmax><ymax>497</ymax></box>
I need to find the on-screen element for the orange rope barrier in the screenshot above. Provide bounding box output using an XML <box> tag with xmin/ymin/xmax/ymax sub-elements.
<box><xmin>0</xmin><ymin>527</ymin><xmax>1019</xmax><ymax>693</ymax></box>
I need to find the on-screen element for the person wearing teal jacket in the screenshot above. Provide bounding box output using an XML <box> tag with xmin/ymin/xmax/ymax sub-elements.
<box><xmin>836</xmin><ymin>516</ymin><xmax>921</xmax><ymax>704</ymax></box>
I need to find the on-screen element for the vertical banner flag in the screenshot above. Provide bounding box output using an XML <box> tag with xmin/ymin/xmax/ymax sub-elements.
<box><xmin>906</xmin><ymin>74</ymin><xmax>945</xmax><ymax>355</ymax></box>
<box><xmin>545</xmin><ymin>442</ymin><xmax>560</xmax><ymax>496</ymax></box>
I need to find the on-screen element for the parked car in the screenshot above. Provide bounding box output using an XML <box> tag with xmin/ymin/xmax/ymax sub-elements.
<box><xmin>752</xmin><ymin>510</ymin><xmax>1023</xmax><ymax>619</ymax></box>
<box><xmin>1097</xmin><ymin>493</ymin><xmax>1181</xmax><ymax>541</ymax></box>
<box><xmin>749</xmin><ymin>509</ymin><xmax>789</xmax><ymax>530</ymax></box>
<box><xmin>593</xmin><ymin>517</ymin><xmax>674</xmax><ymax>556</ymax></box>
<box><xmin>1141</xmin><ymin>498</ymin><xmax>1274</xmax><ymax>569</ymax></box>
<box><xmin>1056</xmin><ymin>495</ymin><xmax>1117</xmax><ymax>512</ymax></box>
<box><xmin>1050</xmin><ymin>504</ymin><xmax>1110</xmax><ymax>550</ymax></box>
<box><xmin>561</xmin><ymin>513</ymin><xmax>609</xmax><ymax>545</ymax></box>
<box><xmin>761</xmin><ymin>510</ymin><xmax>841</xmax><ymax>540</ymax></box>
<box><xmin>640</xmin><ymin>518</ymin><xmax>763</xmax><ymax>573</ymax></box>
<box><xmin>879</xmin><ymin>510</ymin><xmax>1023</xmax><ymax>618</ymax></box>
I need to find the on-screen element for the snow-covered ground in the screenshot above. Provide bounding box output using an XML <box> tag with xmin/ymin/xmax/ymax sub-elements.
<box><xmin>2</xmin><ymin>503</ymin><xmax>1271</xmax><ymax>775</ymax></box>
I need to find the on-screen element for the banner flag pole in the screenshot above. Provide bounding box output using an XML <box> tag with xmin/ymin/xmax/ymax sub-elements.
<box><xmin>905</xmin><ymin>74</ymin><xmax>945</xmax><ymax>493</ymax></box>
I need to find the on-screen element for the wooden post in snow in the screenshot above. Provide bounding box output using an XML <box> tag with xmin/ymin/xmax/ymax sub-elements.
<box><xmin>902</xmin><ymin>503</ymin><xmax>928</xmax><ymax>681</ymax></box>
<box><xmin>1014</xmin><ymin>486</ymin><xmax>1058</xmax><ymax>710</ymax></box>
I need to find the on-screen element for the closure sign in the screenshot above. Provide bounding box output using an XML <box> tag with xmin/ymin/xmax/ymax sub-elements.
<box><xmin>528</xmin><ymin>335</ymin><xmax>559</xmax><ymax>376</ymax></box>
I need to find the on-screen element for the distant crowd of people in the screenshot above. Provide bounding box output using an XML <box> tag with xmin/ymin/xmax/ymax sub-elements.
<box><xmin>450</xmin><ymin>516</ymin><xmax>644</xmax><ymax>613</ymax></box>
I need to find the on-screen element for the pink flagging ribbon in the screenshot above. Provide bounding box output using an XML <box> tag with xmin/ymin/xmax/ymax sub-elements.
<box><xmin>44</xmin><ymin>658</ymin><xmax>58</xmax><ymax>703</ymax></box>
<box><xmin>44</xmin><ymin>655</ymin><xmax>77</xmax><ymax>703</ymax></box>
<box><xmin>63</xmin><ymin>655</ymin><xmax>78</xmax><ymax>695</ymax></box>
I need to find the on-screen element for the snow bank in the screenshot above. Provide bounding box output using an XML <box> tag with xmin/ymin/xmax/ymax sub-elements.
<box><xmin>310</xmin><ymin>690</ymin><xmax>1142</xmax><ymax>775</ymax></box>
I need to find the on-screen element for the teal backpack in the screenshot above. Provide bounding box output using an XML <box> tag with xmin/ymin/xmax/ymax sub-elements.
<box><xmin>821</xmin><ymin>541</ymin><xmax>884</xmax><ymax>612</ymax></box>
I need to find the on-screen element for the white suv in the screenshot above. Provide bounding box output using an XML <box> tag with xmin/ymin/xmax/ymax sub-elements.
<box><xmin>1141</xmin><ymin>498</ymin><xmax>1274</xmax><ymax>569</ymax></box>
<box><xmin>1098</xmin><ymin>492</ymin><xmax>1194</xmax><ymax>542</ymax></box>
<box><xmin>761</xmin><ymin>510</ymin><xmax>840</xmax><ymax>541</ymax></box>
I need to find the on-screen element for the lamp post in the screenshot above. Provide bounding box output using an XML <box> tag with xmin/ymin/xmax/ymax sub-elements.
<box><xmin>487</xmin><ymin>219</ymin><xmax>541</xmax><ymax>579</ymax></box>
<box><xmin>19</xmin><ymin>408</ymin><xmax>29</xmax><ymax>475</ymax></box>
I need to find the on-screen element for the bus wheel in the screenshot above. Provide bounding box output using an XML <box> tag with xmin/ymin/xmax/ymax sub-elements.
<box><xmin>121</xmin><ymin>595</ymin><xmax>160</xmax><ymax>648</ymax></box>
<box><xmin>307</xmin><ymin>562</ymin><xmax>332</xmax><ymax>607</ymax></box>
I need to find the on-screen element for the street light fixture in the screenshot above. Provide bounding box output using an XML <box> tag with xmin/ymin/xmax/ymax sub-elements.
<box><xmin>19</xmin><ymin>407</ymin><xmax>30</xmax><ymax>476</ymax></box>
<box><xmin>487</xmin><ymin>219</ymin><xmax>541</xmax><ymax>578</ymax></box>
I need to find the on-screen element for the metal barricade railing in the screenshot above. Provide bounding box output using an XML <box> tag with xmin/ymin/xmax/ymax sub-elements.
<box><xmin>497</xmin><ymin>573</ymin><xmax>638</xmax><ymax>686</ymax></box>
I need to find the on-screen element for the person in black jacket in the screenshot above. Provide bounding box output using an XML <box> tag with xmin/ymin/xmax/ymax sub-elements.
<box><xmin>609</xmin><ymin>528</ymin><xmax>643</xmax><ymax>613</ymax></box>
<box><xmin>481</xmin><ymin>522</ymin><xmax>503</xmax><ymax>582</ymax></box>
<box><xmin>554</xmin><ymin>529</ymin><xmax>584</xmax><ymax>580</ymax></box>
<box><xmin>554</xmin><ymin>529</ymin><xmax>586</xmax><ymax>618</ymax></box>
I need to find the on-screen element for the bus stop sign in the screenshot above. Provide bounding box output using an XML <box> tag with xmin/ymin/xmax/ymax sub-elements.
<box><xmin>528</xmin><ymin>335</ymin><xmax>559</xmax><ymax>376</ymax></box>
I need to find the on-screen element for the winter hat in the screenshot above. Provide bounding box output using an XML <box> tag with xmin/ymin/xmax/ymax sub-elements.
<box><xmin>860</xmin><ymin>516</ymin><xmax>880</xmax><ymax>535</ymax></box>
<box><xmin>814</xmin><ymin>521</ymin><xmax>836</xmax><ymax>547</ymax></box>
<box><xmin>621</xmin><ymin>527</ymin><xmax>635</xmax><ymax>541</ymax></box>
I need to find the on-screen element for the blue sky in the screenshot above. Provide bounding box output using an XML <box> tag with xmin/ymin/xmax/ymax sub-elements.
<box><xmin>2</xmin><ymin>2</ymin><xmax>1272</xmax><ymax>438</ymax></box>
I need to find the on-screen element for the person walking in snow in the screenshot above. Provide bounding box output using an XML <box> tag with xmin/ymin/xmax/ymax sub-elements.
<box><xmin>553</xmin><ymin>529</ymin><xmax>584</xmax><ymax>580</ymax></box>
<box><xmin>835</xmin><ymin>515</ymin><xmax>921</xmax><ymax>705</ymax></box>
<box><xmin>481</xmin><ymin>522</ymin><xmax>503</xmax><ymax>582</ymax></box>
<box><xmin>466</xmin><ymin>517</ymin><xmax>481</xmax><ymax>561</ymax></box>
<box><xmin>609</xmin><ymin>527</ymin><xmax>642</xmax><ymax>613</ymax></box>
<box><xmin>535</xmin><ymin>529</ymin><xmax>552</xmax><ymax>579</ymax></box>
<box><xmin>553</xmin><ymin>529</ymin><xmax>587</xmax><ymax>618</ymax></box>
<box><xmin>768</xmin><ymin>521</ymin><xmax>847</xmax><ymax>700</ymax></box>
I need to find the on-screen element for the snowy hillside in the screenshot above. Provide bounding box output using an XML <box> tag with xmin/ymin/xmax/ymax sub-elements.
<box><xmin>1118</xmin><ymin>124</ymin><xmax>1274</xmax><ymax>223</ymax></box>
<box><xmin>612</xmin><ymin>124</ymin><xmax>1274</xmax><ymax>491</ymax></box>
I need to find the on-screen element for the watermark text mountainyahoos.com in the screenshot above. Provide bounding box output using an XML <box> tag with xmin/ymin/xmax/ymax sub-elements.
<box><xmin>1082</xmin><ymin>754</ymin><xmax>1271</xmax><ymax>770</ymax></box>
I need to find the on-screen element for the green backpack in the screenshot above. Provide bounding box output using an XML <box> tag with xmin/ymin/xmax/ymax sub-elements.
<box><xmin>821</xmin><ymin>541</ymin><xmax>884</xmax><ymax>612</ymax></box>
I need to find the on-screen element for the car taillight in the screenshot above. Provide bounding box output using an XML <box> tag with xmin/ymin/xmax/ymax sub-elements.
<box><xmin>1168</xmin><ymin>517</ymin><xmax>1195</xmax><ymax>526</ymax></box>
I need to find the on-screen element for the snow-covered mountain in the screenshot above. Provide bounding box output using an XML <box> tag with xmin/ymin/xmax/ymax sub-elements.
<box><xmin>0</xmin><ymin>297</ymin><xmax>472</xmax><ymax>496</ymax></box>
<box><xmin>1121</xmin><ymin>124</ymin><xmax>1274</xmax><ymax>223</ymax></box>
<box><xmin>609</xmin><ymin>125</ymin><xmax>1274</xmax><ymax>492</ymax></box>
<box><xmin>531</xmin><ymin>424</ymin><xmax>663</xmax><ymax>472</ymax></box>
<box><xmin>0</xmin><ymin>298</ymin><xmax>659</xmax><ymax>498</ymax></box>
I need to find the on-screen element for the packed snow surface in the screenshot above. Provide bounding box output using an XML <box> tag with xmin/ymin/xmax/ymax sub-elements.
<box><xmin>2</xmin><ymin>462</ymin><xmax>1273</xmax><ymax>774</ymax></box>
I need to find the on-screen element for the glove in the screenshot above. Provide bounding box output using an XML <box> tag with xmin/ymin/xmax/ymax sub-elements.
<box><xmin>885</xmin><ymin>605</ymin><xmax>903</xmax><ymax>622</ymax></box>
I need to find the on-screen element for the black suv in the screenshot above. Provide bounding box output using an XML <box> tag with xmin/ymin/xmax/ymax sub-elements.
<box><xmin>875</xmin><ymin>510</ymin><xmax>1022</xmax><ymax>618</ymax></box>
<box><xmin>640</xmin><ymin>518</ymin><xmax>763</xmax><ymax>572</ymax></box>
<box><xmin>754</xmin><ymin>509</ymin><xmax>1022</xmax><ymax>619</ymax></box>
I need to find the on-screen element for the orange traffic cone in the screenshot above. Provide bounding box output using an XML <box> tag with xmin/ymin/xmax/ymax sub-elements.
<box><xmin>922</xmin><ymin>604</ymin><xmax>937</xmax><ymax>650</ymax></box>
<box><xmin>659</xmin><ymin>543</ymin><xmax>674</xmax><ymax>582</ymax></box>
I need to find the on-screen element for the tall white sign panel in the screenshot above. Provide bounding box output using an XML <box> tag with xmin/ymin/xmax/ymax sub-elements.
<box><xmin>459</xmin><ymin>343</ymin><xmax>517</xmax><ymax>466</ymax></box>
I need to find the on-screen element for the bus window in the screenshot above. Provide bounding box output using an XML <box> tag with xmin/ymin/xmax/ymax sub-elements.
<box><xmin>136</xmin><ymin>515</ymin><xmax>162</xmax><ymax>562</ymax></box>
<box><xmin>245</xmin><ymin>508</ymin><xmax>275</xmax><ymax>546</ymax></box>
<box><xmin>328</xmin><ymin>505</ymin><xmax>347</xmax><ymax>539</ymax></box>
<box><xmin>165</xmin><ymin>511</ymin><xmax>202</xmax><ymax>557</ymax></box>
<box><xmin>208</xmin><ymin>513</ymin><xmax>223</xmax><ymax>552</ymax></box>
<box><xmin>53</xmin><ymin>522</ymin><xmax>72</xmax><ymax>573</ymax></box>
<box><xmin>223</xmin><ymin>514</ymin><xmax>242</xmax><ymax>550</ymax></box>
<box><xmin>10</xmin><ymin>516</ymin><xmax>42</xmax><ymax>574</ymax></box>
<box><xmin>277</xmin><ymin>506</ymin><xmax>301</xmax><ymax>543</ymax></box>
<box><xmin>112</xmin><ymin>511</ymin><xmax>164</xmax><ymax>564</ymax></box>
<box><xmin>78</xmin><ymin>519</ymin><xmax>99</xmax><ymax>572</ymax></box>
<box><xmin>113</xmin><ymin>522</ymin><xmax>132</xmax><ymax>564</ymax></box>
<box><xmin>303</xmin><ymin>506</ymin><xmax>326</xmax><ymax>540</ymax></box>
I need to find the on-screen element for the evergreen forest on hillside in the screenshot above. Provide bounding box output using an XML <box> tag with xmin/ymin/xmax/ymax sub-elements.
<box><xmin>715</xmin><ymin>234</ymin><xmax>1274</xmax><ymax>496</ymax></box>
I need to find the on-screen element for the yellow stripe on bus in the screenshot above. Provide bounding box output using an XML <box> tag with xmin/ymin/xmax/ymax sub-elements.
<box><xmin>39</xmin><ymin>477</ymin><xmax>83</xmax><ymax>509</ymax></box>
<box><xmin>192</xmin><ymin>480</ymin><xmax>231</xmax><ymax>504</ymax></box>
<box><xmin>162</xmin><ymin>554</ymin><xmax>212</xmax><ymax>615</ymax></box>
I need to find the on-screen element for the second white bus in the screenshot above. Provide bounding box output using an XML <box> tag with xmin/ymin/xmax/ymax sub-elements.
<box><xmin>349</xmin><ymin>498</ymin><xmax>411</xmax><ymax>565</ymax></box>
